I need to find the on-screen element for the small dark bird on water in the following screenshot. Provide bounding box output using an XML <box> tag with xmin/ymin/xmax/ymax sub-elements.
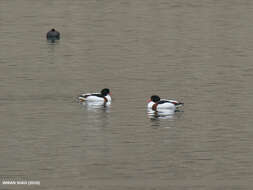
<box><xmin>47</xmin><ymin>28</ymin><xmax>60</xmax><ymax>40</ymax></box>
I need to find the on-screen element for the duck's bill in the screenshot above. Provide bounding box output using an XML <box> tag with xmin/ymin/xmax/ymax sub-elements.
<box><xmin>78</xmin><ymin>97</ymin><xmax>85</xmax><ymax>102</ymax></box>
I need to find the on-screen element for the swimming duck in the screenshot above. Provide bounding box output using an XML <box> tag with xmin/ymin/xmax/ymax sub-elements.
<box><xmin>78</xmin><ymin>88</ymin><xmax>111</xmax><ymax>105</ymax></box>
<box><xmin>147</xmin><ymin>95</ymin><xmax>183</xmax><ymax>112</ymax></box>
<box><xmin>47</xmin><ymin>28</ymin><xmax>60</xmax><ymax>40</ymax></box>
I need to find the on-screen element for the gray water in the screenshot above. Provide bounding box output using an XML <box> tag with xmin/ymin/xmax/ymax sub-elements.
<box><xmin>1</xmin><ymin>0</ymin><xmax>253</xmax><ymax>189</ymax></box>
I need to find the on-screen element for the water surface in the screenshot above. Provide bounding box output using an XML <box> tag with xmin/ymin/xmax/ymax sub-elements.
<box><xmin>1</xmin><ymin>0</ymin><xmax>253</xmax><ymax>189</ymax></box>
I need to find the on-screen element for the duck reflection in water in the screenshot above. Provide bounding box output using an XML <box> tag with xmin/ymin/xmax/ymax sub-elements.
<box><xmin>147</xmin><ymin>109</ymin><xmax>175</xmax><ymax>120</ymax></box>
<box><xmin>82</xmin><ymin>102</ymin><xmax>111</xmax><ymax>112</ymax></box>
<box><xmin>80</xmin><ymin>103</ymin><xmax>110</xmax><ymax>129</ymax></box>
<box><xmin>147</xmin><ymin>111</ymin><xmax>184</xmax><ymax>130</ymax></box>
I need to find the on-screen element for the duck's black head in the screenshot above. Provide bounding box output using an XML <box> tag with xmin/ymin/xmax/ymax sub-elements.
<box><xmin>101</xmin><ymin>88</ymin><xmax>110</xmax><ymax>96</ymax></box>
<box><xmin>150</xmin><ymin>95</ymin><xmax>160</xmax><ymax>103</ymax></box>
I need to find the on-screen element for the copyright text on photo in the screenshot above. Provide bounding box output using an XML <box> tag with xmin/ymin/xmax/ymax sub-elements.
<box><xmin>1</xmin><ymin>175</ymin><xmax>40</xmax><ymax>186</ymax></box>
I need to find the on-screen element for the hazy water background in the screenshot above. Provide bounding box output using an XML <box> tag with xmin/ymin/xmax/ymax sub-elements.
<box><xmin>1</xmin><ymin>0</ymin><xmax>253</xmax><ymax>189</ymax></box>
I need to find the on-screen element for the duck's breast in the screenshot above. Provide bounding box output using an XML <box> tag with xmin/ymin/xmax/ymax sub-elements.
<box><xmin>105</xmin><ymin>95</ymin><xmax>112</xmax><ymax>102</ymax></box>
<box><xmin>147</xmin><ymin>102</ymin><xmax>155</xmax><ymax>109</ymax></box>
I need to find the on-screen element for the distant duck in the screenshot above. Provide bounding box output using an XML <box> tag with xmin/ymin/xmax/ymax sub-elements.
<box><xmin>147</xmin><ymin>95</ymin><xmax>183</xmax><ymax>112</ymax></box>
<box><xmin>78</xmin><ymin>88</ymin><xmax>111</xmax><ymax>105</ymax></box>
<box><xmin>47</xmin><ymin>28</ymin><xmax>60</xmax><ymax>40</ymax></box>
